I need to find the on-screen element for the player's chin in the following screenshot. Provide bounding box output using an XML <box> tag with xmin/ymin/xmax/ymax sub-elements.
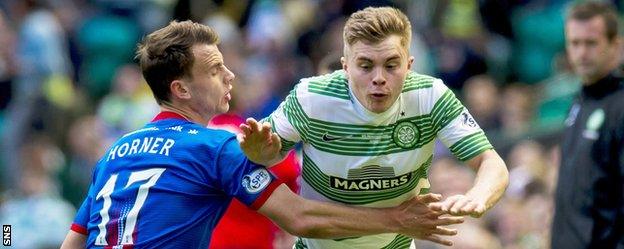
<box><xmin>367</xmin><ymin>103</ymin><xmax>391</xmax><ymax>113</ymax></box>
<box><xmin>218</xmin><ymin>104</ymin><xmax>230</xmax><ymax>114</ymax></box>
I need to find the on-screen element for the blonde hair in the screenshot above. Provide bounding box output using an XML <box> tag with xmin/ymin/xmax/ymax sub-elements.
<box><xmin>343</xmin><ymin>7</ymin><xmax>412</xmax><ymax>55</ymax></box>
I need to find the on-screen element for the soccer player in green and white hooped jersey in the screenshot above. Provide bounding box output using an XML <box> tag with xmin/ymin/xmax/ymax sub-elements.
<box><xmin>240</xmin><ymin>7</ymin><xmax>509</xmax><ymax>249</ymax></box>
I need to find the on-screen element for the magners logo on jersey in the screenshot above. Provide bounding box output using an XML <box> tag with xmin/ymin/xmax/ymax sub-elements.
<box><xmin>329</xmin><ymin>165</ymin><xmax>411</xmax><ymax>191</ymax></box>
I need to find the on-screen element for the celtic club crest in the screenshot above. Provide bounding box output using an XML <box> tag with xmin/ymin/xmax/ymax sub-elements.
<box><xmin>392</xmin><ymin>121</ymin><xmax>419</xmax><ymax>149</ymax></box>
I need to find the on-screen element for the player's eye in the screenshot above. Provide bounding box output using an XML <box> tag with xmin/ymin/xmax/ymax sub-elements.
<box><xmin>210</xmin><ymin>64</ymin><xmax>223</xmax><ymax>76</ymax></box>
<box><xmin>386</xmin><ymin>64</ymin><xmax>398</xmax><ymax>70</ymax></box>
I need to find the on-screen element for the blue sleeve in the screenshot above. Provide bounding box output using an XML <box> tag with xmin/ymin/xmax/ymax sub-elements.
<box><xmin>71</xmin><ymin>166</ymin><xmax>100</xmax><ymax>234</ymax></box>
<box><xmin>71</xmin><ymin>183</ymin><xmax>94</xmax><ymax>235</ymax></box>
<box><xmin>215</xmin><ymin>137</ymin><xmax>282</xmax><ymax>209</ymax></box>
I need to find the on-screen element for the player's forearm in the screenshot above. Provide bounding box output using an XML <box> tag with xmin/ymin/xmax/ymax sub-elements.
<box><xmin>465</xmin><ymin>153</ymin><xmax>508</xmax><ymax>210</ymax></box>
<box><xmin>60</xmin><ymin>231</ymin><xmax>86</xmax><ymax>249</ymax></box>
<box><xmin>260</xmin><ymin>185</ymin><xmax>402</xmax><ymax>238</ymax></box>
<box><xmin>292</xmin><ymin>199</ymin><xmax>402</xmax><ymax>238</ymax></box>
<box><xmin>263</xmin><ymin>150</ymin><xmax>289</xmax><ymax>168</ymax></box>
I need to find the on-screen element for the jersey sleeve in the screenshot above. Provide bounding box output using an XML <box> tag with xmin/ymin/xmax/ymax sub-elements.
<box><xmin>431</xmin><ymin>80</ymin><xmax>493</xmax><ymax>161</ymax></box>
<box><xmin>215</xmin><ymin>136</ymin><xmax>282</xmax><ymax>210</ymax></box>
<box><xmin>262</xmin><ymin>85</ymin><xmax>305</xmax><ymax>152</ymax></box>
<box><xmin>71</xmin><ymin>168</ymin><xmax>100</xmax><ymax>235</ymax></box>
<box><xmin>70</xmin><ymin>164</ymin><xmax>104</xmax><ymax>235</ymax></box>
<box><xmin>71</xmin><ymin>195</ymin><xmax>92</xmax><ymax>235</ymax></box>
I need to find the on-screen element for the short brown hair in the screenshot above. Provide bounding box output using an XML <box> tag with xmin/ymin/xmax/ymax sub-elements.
<box><xmin>343</xmin><ymin>7</ymin><xmax>412</xmax><ymax>54</ymax></box>
<box><xmin>136</xmin><ymin>20</ymin><xmax>219</xmax><ymax>104</ymax></box>
<box><xmin>567</xmin><ymin>1</ymin><xmax>620</xmax><ymax>41</ymax></box>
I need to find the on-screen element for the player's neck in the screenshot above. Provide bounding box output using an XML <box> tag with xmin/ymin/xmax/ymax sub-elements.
<box><xmin>159</xmin><ymin>103</ymin><xmax>212</xmax><ymax>126</ymax></box>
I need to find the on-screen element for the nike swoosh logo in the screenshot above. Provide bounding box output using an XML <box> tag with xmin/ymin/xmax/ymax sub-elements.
<box><xmin>321</xmin><ymin>133</ymin><xmax>350</xmax><ymax>142</ymax></box>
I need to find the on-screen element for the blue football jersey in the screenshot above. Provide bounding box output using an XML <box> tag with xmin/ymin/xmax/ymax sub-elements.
<box><xmin>71</xmin><ymin>112</ymin><xmax>281</xmax><ymax>248</ymax></box>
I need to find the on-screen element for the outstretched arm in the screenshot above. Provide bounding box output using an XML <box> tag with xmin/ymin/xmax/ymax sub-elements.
<box><xmin>259</xmin><ymin>184</ymin><xmax>464</xmax><ymax>246</ymax></box>
<box><xmin>429</xmin><ymin>150</ymin><xmax>508</xmax><ymax>218</ymax></box>
<box><xmin>60</xmin><ymin>230</ymin><xmax>86</xmax><ymax>249</ymax></box>
<box><xmin>238</xmin><ymin>118</ymin><xmax>287</xmax><ymax>167</ymax></box>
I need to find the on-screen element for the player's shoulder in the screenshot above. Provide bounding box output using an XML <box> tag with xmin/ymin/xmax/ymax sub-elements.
<box><xmin>298</xmin><ymin>70</ymin><xmax>350</xmax><ymax>100</ymax></box>
<box><xmin>612</xmin><ymin>78</ymin><xmax>624</xmax><ymax>98</ymax></box>
<box><xmin>157</xmin><ymin>121</ymin><xmax>239</xmax><ymax>163</ymax></box>
<box><xmin>300</xmin><ymin>69</ymin><xmax>347</xmax><ymax>86</ymax></box>
<box><xmin>604</xmin><ymin>80</ymin><xmax>624</xmax><ymax>126</ymax></box>
<box><xmin>183</xmin><ymin>123</ymin><xmax>236</xmax><ymax>145</ymax></box>
<box><xmin>126</xmin><ymin>119</ymin><xmax>236</xmax><ymax>147</ymax></box>
<box><xmin>401</xmin><ymin>72</ymin><xmax>450</xmax><ymax>103</ymax></box>
<box><xmin>402</xmin><ymin>71</ymin><xmax>446</xmax><ymax>93</ymax></box>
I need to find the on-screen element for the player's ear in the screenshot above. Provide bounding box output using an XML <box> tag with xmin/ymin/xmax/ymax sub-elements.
<box><xmin>170</xmin><ymin>79</ymin><xmax>191</xmax><ymax>100</ymax></box>
<box><xmin>407</xmin><ymin>56</ymin><xmax>414</xmax><ymax>71</ymax></box>
<box><xmin>341</xmin><ymin>56</ymin><xmax>348</xmax><ymax>72</ymax></box>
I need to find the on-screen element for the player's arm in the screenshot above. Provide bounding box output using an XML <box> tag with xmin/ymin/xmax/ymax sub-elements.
<box><xmin>428</xmin><ymin>82</ymin><xmax>509</xmax><ymax>218</ymax></box>
<box><xmin>430</xmin><ymin>150</ymin><xmax>508</xmax><ymax>218</ymax></box>
<box><xmin>226</xmin><ymin>136</ymin><xmax>461</xmax><ymax>246</ymax></box>
<box><xmin>258</xmin><ymin>184</ymin><xmax>464</xmax><ymax>246</ymax></box>
<box><xmin>60</xmin><ymin>230</ymin><xmax>86</xmax><ymax>249</ymax></box>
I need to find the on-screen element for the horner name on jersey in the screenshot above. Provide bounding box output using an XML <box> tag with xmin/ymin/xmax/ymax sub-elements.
<box><xmin>107</xmin><ymin>136</ymin><xmax>176</xmax><ymax>161</ymax></box>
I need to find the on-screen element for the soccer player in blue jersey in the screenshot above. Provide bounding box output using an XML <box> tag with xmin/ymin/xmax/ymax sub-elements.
<box><xmin>60</xmin><ymin>21</ymin><xmax>464</xmax><ymax>249</ymax></box>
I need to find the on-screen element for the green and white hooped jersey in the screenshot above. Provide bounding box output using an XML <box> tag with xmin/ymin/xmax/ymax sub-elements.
<box><xmin>265</xmin><ymin>70</ymin><xmax>493</xmax><ymax>249</ymax></box>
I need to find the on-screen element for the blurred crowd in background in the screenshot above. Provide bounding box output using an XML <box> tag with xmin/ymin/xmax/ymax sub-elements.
<box><xmin>0</xmin><ymin>0</ymin><xmax>622</xmax><ymax>248</ymax></box>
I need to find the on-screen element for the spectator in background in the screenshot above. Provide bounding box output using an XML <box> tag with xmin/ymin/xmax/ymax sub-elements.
<box><xmin>462</xmin><ymin>74</ymin><xmax>501</xmax><ymax>132</ymax></box>
<box><xmin>552</xmin><ymin>1</ymin><xmax>624</xmax><ymax>248</ymax></box>
<box><xmin>76</xmin><ymin>4</ymin><xmax>140</xmax><ymax>99</ymax></box>
<box><xmin>96</xmin><ymin>64</ymin><xmax>159</xmax><ymax>139</ymax></box>
<box><xmin>498</xmin><ymin>83</ymin><xmax>534</xmax><ymax>141</ymax></box>
<box><xmin>0</xmin><ymin>8</ymin><xmax>16</xmax><ymax>194</ymax></box>
<box><xmin>428</xmin><ymin>157</ymin><xmax>474</xmax><ymax>199</ymax></box>
<box><xmin>0</xmin><ymin>134</ymin><xmax>75</xmax><ymax>249</ymax></box>
<box><xmin>533</xmin><ymin>52</ymin><xmax>581</xmax><ymax>133</ymax></box>
<box><xmin>317</xmin><ymin>52</ymin><xmax>343</xmax><ymax>75</ymax></box>
<box><xmin>1</xmin><ymin>0</ymin><xmax>73</xmax><ymax>192</ymax></box>
<box><xmin>510</xmin><ymin>1</ymin><xmax>567</xmax><ymax>84</ymax></box>
<box><xmin>0</xmin><ymin>9</ymin><xmax>16</xmax><ymax>112</ymax></box>
<box><xmin>497</xmin><ymin>140</ymin><xmax>554</xmax><ymax>248</ymax></box>
<box><xmin>61</xmin><ymin>115</ymin><xmax>108</xmax><ymax>207</ymax></box>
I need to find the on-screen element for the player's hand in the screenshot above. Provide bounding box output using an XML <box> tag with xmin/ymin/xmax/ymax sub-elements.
<box><xmin>428</xmin><ymin>194</ymin><xmax>487</xmax><ymax>218</ymax></box>
<box><xmin>392</xmin><ymin>193</ymin><xmax>464</xmax><ymax>246</ymax></box>
<box><xmin>237</xmin><ymin>118</ymin><xmax>282</xmax><ymax>167</ymax></box>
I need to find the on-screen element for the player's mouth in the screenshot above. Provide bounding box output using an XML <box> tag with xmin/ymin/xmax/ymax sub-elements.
<box><xmin>224</xmin><ymin>92</ymin><xmax>231</xmax><ymax>102</ymax></box>
<box><xmin>369</xmin><ymin>93</ymin><xmax>388</xmax><ymax>100</ymax></box>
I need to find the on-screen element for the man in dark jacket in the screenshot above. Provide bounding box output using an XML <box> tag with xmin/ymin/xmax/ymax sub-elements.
<box><xmin>552</xmin><ymin>1</ymin><xmax>624</xmax><ymax>248</ymax></box>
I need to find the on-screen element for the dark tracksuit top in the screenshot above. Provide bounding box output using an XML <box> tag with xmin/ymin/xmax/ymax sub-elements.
<box><xmin>552</xmin><ymin>72</ymin><xmax>624</xmax><ymax>249</ymax></box>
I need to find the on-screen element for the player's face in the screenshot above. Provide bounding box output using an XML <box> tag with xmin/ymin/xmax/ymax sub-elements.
<box><xmin>566</xmin><ymin>16</ymin><xmax>619</xmax><ymax>85</ymax></box>
<box><xmin>343</xmin><ymin>35</ymin><xmax>414</xmax><ymax>113</ymax></box>
<box><xmin>187</xmin><ymin>44</ymin><xmax>235</xmax><ymax>118</ymax></box>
